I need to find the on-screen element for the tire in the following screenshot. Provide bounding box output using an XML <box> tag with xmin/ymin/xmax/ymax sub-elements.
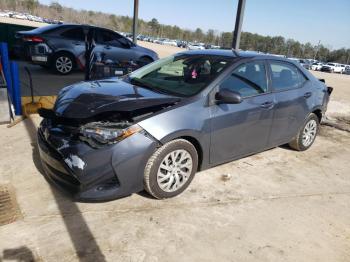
<box><xmin>53</xmin><ymin>53</ymin><xmax>75</xmax><ymax>75</ymax></box>
<box><xmin>144</xmin><ymin>139</ymin><xmax>198</xmax><ymax>199</ymax></box>
<box><xmin>288</xmin><ymin>113</ymin><xmax>319</xmax><ymax>151</ymax></box>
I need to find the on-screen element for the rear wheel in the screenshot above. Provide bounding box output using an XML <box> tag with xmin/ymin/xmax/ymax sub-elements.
<box><xmin>289</xmin><ymin>113</ymin><xmax>319</xmax><ymax>151</ymax></box>
<box><xmin>144</xmin><ymin>139</ymin><xmax>198</xmax><ymax>199</ymax></box>
<box><xmin>53</xmin><ymin>53</ymin><xmax>75</xmax><ymax>75</ymax></box>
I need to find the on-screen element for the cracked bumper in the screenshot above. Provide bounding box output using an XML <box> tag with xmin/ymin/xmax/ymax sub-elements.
<box><xmin>37</xmin><ymin>123</ymin><xmax>158</xmax><ymax>202</ymax></box>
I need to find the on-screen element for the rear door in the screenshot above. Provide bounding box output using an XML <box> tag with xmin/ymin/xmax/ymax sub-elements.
<box><xmin>267</xmin><ymin>60</ymin><xmax>311</xmax><ymax>146</ymax></box>
<box><xmin>94</xmin><ymin>28</ymin><xmax>135</xmax><ymax>62</ymax></box>
<box><xmin>209</xmin><ymin>60</ymin><xmax>275</xmax><ymax>164</ymax></box>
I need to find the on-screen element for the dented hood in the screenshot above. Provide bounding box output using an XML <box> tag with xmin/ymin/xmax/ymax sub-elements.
<box><xmin>54</xmin><ymin>78</ymin><xmax>180</xmax><ymax>118</ymax></box>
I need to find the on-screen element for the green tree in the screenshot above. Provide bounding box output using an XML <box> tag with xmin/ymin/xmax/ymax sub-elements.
<box><xmin>50</xmin><ymin>1</ymin><xmax>63</xmax><ymax>13</ymax></box>
<box><xmin>194</xmin><ymin>28</ymin><xmax>204</xmax><ymax>42</ymax></box>
<box><xmin>206</xmin><ymin>29</ymin><xmax>215</xmax><ymax>44</ymax></box>
<box><xmin>109</xmin><ymin>14</ymin><xmax>119</xmax><ymax>30</ymax></box>
<box><xmin>148</xmin><ymin>18</ymin><xmax>160</xmax><ymax>36</ymax></box>
<box><xmin>23</xmin><ymin>0</ymin><xmax>38</xmax><ymax>13</ymax></box>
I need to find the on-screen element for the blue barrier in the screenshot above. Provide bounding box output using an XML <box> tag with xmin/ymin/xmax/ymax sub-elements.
<box><xmin>10</xmin><ymin>62</ymin><xmax>21</xmax><ymax>115</ymax></box>
<box><xmin>0</xmin><ymin>42</ymin><xmax>13</xmax><ymax>98</ymax></box>
<box><xmin>0</xmin><ymin>42</ymin><xmax>21</xmax><ymax>115</ymax></box>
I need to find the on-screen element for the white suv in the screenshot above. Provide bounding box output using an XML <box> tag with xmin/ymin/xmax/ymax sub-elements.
<box><xmin>311</xmin><ymin>62</ymin><xmax>323</xmax><ymax>71</ymax></box>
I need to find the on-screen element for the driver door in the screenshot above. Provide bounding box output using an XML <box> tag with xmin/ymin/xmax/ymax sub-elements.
<box><xmin>209</xmin><ymin>60</ymin><xmax>275</xmax><ymax>164</ymax></box>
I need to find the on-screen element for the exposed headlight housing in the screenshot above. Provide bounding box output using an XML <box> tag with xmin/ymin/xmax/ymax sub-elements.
<box><xmin>80</xmin><ymin>122</ymin><xmax>142</xmax><ymax>146</ymax></box>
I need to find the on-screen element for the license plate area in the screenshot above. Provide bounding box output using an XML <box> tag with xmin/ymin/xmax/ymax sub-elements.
<box><xmin>32</xmin><ymin>55</ymin><xmax>48</xmax><ymax>62</ymax></box>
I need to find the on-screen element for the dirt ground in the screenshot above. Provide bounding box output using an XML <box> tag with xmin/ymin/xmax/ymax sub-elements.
<box><xmin>1</xmin><ymin>42</ymin><xmax>350</xmax><ymax>262</ymax></box>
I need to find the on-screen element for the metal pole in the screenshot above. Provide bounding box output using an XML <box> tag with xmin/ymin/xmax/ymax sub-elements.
<box><xmin>132</xmin><ymin>0</ymin><xmax>139</xmax><ymax>44</ymax></box>
<box><xmin>232</xmin><ymin>0</ymin><xmax>246</xmax><ymax>50</ymax></box>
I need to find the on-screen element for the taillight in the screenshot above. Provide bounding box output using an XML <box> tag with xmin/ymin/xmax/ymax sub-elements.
<box><xmin>23</xmin><ymin>36</ymin><xmax>44</xmax><ymax>43</ymax></box>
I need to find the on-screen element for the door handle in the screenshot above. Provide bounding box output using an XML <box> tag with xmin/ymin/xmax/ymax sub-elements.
<box><xmin>304</xmin><ymin>92</ymin><xmax>312</xmax><ymax>99</ymax></box>
<box><xmin>260</xmin><ymin>101</ymin><xmax>274</xmax><ymax>109</ymax></box>
<box><xmin>73</xmin><ymin>41</ymin><xmax>81</xmax><ymax>45</ymax></box>
<box><xmin>104</xmin><ymin>45</ymin><xmax>111</xmax><ymax>50</ymax></box>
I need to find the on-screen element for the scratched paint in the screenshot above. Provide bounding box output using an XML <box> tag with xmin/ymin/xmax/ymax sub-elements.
<box><xmin>64</xmin><ymin>155</ymin><xmax>86</xmax><ymax>170</ymax></box>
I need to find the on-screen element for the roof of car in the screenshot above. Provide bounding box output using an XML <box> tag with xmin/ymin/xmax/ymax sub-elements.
<box><xmin>177</xmin><ymin>49</ymin><xmax>287</xmax><ymax>60</ymax></box>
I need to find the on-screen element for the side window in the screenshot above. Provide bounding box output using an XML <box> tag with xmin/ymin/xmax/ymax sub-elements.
<box><xmin>220</xmin><ymin>61</ymin><xmax>268</xmax><ymax>98</ymax></box>
<box><xmin>97</xmin><ymin>30</ymin><xmax>123</xmax><ymax>48</ymax></box>
<box><xmin>61</xmin><ymin>27</ymin><xmax>85</xmax><ymax>41</ymax></box>
<box><xmin>269</xmin><ymin>61</ymin><xmax>306</xmax><ymax>91</ymax></box>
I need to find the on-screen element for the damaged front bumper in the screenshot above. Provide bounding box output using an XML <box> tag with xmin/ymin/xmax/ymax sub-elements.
<box><xmin>37</xmin><ymin>120</ymin><xmax>159</xmax><ymax>201</ymax></box>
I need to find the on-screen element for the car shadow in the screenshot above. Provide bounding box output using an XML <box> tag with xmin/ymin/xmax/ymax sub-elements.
<box><xmin>136</xmin><ymin>190</ymin><xmax>156</xmax><ymax>199</ymax></box>
<box><xmin>22</xmin><ymin>116</ymin><xmax>106</xmax><ymax>262</ymax></box>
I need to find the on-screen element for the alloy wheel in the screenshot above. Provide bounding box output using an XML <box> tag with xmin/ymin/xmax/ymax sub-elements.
<box><xmin>302</xmin><ymin>119</ymin><xmax>317</xmax><ymax>147</ymax></box>
<box><xmin>56</xmin><ymin>56</ymin><xmax>73</xmax><ymax>74</ymax></box>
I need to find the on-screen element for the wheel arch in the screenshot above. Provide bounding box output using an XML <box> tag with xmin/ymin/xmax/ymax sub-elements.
<box><xmin>310</xmin><ymin>104</ymin><xmax>323</xmax><ymax>123</ymax></box>
<box><xmin>312</xmin><ymin>108</ymin><xmax>322</xmax><ymax>123</ymax></box>
<box><xmin>158</xmin><ymin>131</ymin><xmax>205</xmax><ymax>172</ymax></box>
<box><xmin>138</xmin><ymin>55</ymin><xmax>154</xmax><ymax>64</ymax></box>
<box><xmin>178</xmin><ymin>136</ymin><xmax>203</xmax><ymax>172</ymax></box>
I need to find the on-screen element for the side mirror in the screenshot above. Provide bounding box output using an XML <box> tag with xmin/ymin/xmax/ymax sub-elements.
<box><xmin>215</xmin><ymin>88</ymin><xmax>242</xmax><ymax>104</ymax></box>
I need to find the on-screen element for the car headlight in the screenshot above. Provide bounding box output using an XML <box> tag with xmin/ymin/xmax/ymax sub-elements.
<box><xmin>80</xmin><ymin>122</ymin><xmax>142</xmax><ymax>145</ymax></box>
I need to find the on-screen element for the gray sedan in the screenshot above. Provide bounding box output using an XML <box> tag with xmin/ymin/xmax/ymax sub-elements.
<box><xmin>37</xmin><ymin>50</ymin><xmax>332</xmax><ymax>201</ymax></box>
<box><xmin>16</xmin><ymin>24</ymin><xmax>158</xmax><ymax>74</ymax></box>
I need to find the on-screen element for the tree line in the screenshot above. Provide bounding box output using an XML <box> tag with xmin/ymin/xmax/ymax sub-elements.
<box><xmin>1</xmin><ymin>0</ymin><xmax>349</xmax><ymax>63</ymax></box>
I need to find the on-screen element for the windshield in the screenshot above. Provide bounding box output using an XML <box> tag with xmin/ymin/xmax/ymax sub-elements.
<box><xmin>127</xmin><ymin>55</ymin><xmax>233</xmax><ymax>97</ymax></box>
<box><xmin>327</xmin><ymin>63</ymin><xmax>335</xmax><ymax>66</ymax></box>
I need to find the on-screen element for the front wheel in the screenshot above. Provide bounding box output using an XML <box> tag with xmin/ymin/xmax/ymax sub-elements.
<box><xmin>144</xmin><ymin>139</ymin><xmax>198</xmax><ymax>199</ymax></box>
<box><xmin>289</xmin><ymin>113</ymin><xmax>319</xmax><ymax>151</ymax></box>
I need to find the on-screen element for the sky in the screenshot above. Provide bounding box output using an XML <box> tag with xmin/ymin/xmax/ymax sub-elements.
<box><xmin>38</xmin><ymin>0</ymin><xmax>350</xmax><ymax>49</ymax></box>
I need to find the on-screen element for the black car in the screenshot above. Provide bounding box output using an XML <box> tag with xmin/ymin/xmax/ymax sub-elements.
<box><xmin>15</xmin><ymin>24</ymin><xmax>158</xmax><ymax>74</ymax></box>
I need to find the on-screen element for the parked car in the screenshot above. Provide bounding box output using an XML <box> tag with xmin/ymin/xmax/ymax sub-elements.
<box><xmin>311</xmin><ymin>62</ymin><xmax>323</xmax><ymax>71</ymax></box>
<box><xmin>0</xmin><ymin>11</ymin><xmax>10</xmax><ymax>17</ymax></box>
<box><xmin>11</xmin><ymin>12</ymin><xmax>27</xmax><ymax>20</ymax></box>
<box><xmin>188</xmin><ymin>43</ymin><xmax>205</xmax><ymax>50</ymax></box>
<box><xmin>320</xmin><ymin>63</ymin><xmax>343</xmax><ymax>73</ymax></box>
<box><xmin>177</xmin><ymin>40</ymin><xmax>187</xmax><ymax>48</ymax></box>
<box><xmin>340</xmin><ymin>64</ymin><xmax>347</xmax><ymax>74</ymax></box>
<box><xmin>298</xmin><ymin>59</ymin><xmax>312</xmax><ymax>70</ymax></box>
<box><xmin>15</xmin><ymin>24</ymin><xmax>158</xmax><ymax>74</ymax></box>
<box><xmin>345</xmin><ymin>66</ymin><xmax>350</xmax><ymax>75</ymax></box>
<box><xmin>205</xmin><ymin>44</ymin><xmax>221</xmax><ymax>49</ymax></box>
<box><xmin>162</xmin><ymin>39</ymin><xmax>178</xmax><ymax>46</ymax></box>
<box><xmin>37</xmin><ymin>50</ymin><xmax>332</xmax><ymax>201</ymax></box>
<box><xmin>154</xmin><ymin>38</ymin><xmax>167</xmax><ymax>44</ymax></box>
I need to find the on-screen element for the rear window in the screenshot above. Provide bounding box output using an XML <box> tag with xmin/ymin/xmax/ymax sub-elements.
<box><xmin>269</xmin><ymin>61</ymin><xmax>307</xmax><ymax>91</ymax></box>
